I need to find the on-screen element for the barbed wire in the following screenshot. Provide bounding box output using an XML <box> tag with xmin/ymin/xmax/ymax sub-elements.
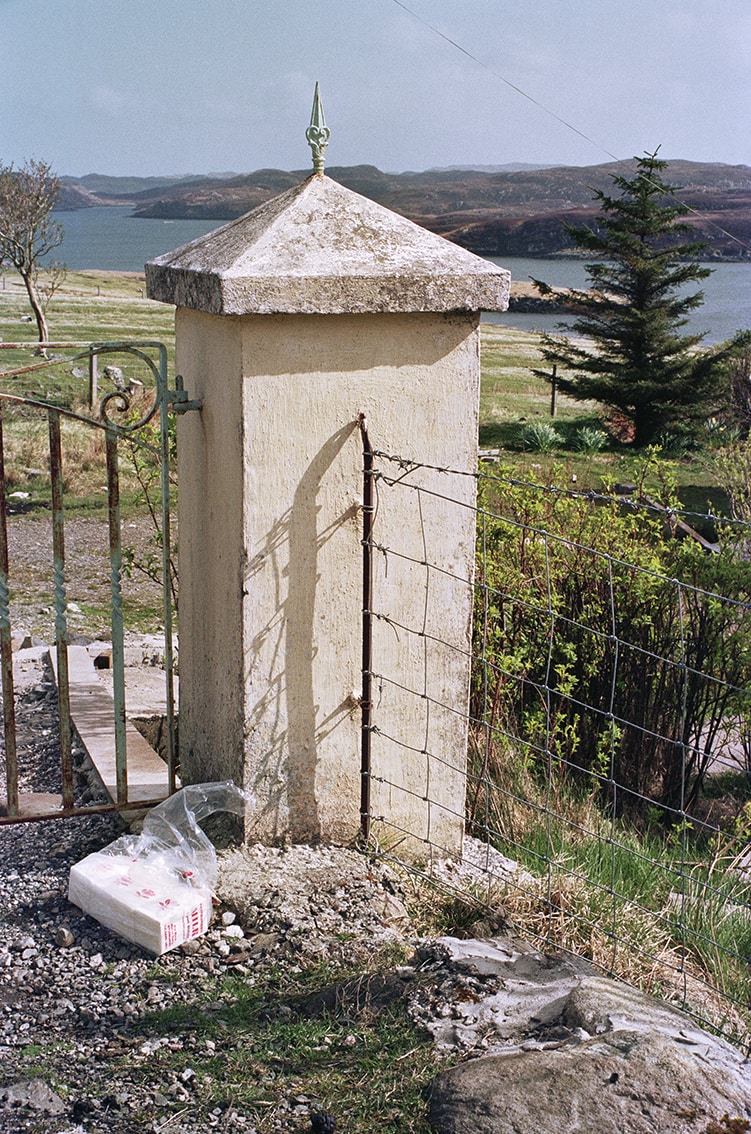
<box><xmin>365</xmin><ymin>441</ymin><xmax>751</xmax><ymax>1048</ymax></box>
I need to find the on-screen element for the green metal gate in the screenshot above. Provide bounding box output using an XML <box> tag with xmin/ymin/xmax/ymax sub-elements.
<box><xmin>0</xmin><ymin>339</ymin><xmax>198</xmax><ymax>823</ymax></box>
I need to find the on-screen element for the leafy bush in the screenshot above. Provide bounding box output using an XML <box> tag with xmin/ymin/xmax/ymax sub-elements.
<box><xmin>472</xmin><ymin>462</ymin><xmax>751</xmax><ymax>820</ymax></box>
<box><xmin>714</xmin><ymin>440</ymin><xmax>751</xmax><ymax>525</ymax></box>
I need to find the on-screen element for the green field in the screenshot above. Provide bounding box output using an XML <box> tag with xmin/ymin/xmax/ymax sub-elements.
<box><xmin>0</xmin><ymin>271</ymin><xmax>732</xmax><ymax>511</ymax></box>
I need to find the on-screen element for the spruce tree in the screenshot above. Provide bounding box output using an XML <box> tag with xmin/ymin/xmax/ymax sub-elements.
<box><xmin>533</xmin><ymin>151</ymin><xmax>732</xmax><ymax>447</ymax></box>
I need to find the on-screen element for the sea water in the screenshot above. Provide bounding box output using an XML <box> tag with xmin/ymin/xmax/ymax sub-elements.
<box><xmin>35</xmin><ymin>206</ymin><xmax>751</xmax><ymax>346</ymax></box>
<box><xmin>484</xmin><ymin>256</ymin><xmax>751</xmax><ymax>346</ymax></box>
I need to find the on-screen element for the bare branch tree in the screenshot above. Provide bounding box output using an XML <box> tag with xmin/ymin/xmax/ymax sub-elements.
<box><xmin>0</xmin><ymin>159</ymin><xmax>65</xmax><ymax>346</ymax></box>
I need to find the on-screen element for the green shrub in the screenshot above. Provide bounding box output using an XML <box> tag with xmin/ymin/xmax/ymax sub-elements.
<box><xmin>472</xmin><ymin>462</ymin><xmax>751</xmax><ymax>819</ymax></box>
<box><xmin>573</xmin><ymin>425</ymin><xmax>607</xmax><ymax>455</ymax></box>
<box><xmin>520</xmin><ymin>421</ymin><xmax>561</xmax><ymax>453</ymax></box>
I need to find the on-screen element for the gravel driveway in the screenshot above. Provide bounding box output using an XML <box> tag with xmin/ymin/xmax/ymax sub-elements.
<box><xmin>6</xmin><ymin>512</ymin><xmax>167</xmax><ymax>642</ymax></box>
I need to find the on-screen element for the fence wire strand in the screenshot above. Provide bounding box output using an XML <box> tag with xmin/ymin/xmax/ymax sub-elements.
<box><xmin>363</xmin><ymin>447</ymin><xmax>751</xmax><ymax>1049</ymax></box>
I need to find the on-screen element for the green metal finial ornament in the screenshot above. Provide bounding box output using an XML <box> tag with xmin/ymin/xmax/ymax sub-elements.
<box><xmin>306</xmin><ymin>83</ymin><xmax>330</xmax><ymax>175</ymax></box>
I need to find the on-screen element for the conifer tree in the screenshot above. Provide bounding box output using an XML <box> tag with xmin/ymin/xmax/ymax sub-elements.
<box><xmin>533</xmin><ymin>151</ymin><xmax>734</xmax><ymax>447</ymax></box>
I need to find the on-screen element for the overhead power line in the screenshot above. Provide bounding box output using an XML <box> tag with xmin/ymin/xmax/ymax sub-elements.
<box><xmin>389</xmin><ymin>0</ymin><xmax>751</xmax><ymax>257</ymax></box>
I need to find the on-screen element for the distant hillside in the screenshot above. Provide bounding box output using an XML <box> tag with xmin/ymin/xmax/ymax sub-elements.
<box><xmin>59</xmin><ymin>161</ymin><xmax>751</xmax><ymax>259</ymax></box>
<box><xmin>427</xmin><ymin>162</ymin><xmax>556</xmax><ymax>173</ymax></box>
<box><xmin>57</xmin><ymin>172</ymin><xmax>240</xmax><ymax>208</ymax></box>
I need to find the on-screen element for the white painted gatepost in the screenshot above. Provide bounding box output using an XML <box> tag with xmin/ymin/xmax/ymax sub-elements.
<box><xmin>146</xmin><ymin>93</ymin><xmax>510</xmax><ymax>856</ymax></box>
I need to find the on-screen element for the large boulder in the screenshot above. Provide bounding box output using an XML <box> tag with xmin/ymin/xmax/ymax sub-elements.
<box><xmin>416</xmin><ymin>938</ymin><xmax>751</xmax><ymax>1134</ymax></box>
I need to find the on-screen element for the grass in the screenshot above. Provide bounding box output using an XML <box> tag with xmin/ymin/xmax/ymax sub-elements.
<box><xmin>465</xmin><ymin>731</ymin><xmax>751</xmax><ymax>1046</ymax></box>
<box><xmin>478</xmin><ymin>322</ymin><xmax>732</xmax><ymax>513</ymax></box>
<box><xmin>1</xmin><ymin>277</ymin><xmax>173</xmax><ymax>490</ymax></box>
<box><xmin>102</xmin><ymin>951</ymin><xmax>442</xmax><ymax>1133</ymax></box>
<box><xmin>0</xmin><ymin>268</ymin><xmax>174</xmax><ymax>346</ymax></box>
<box><xmin>8</xmin><ymin>946</ymin><xmax>444</xmax><ymax>1131</ymax></box>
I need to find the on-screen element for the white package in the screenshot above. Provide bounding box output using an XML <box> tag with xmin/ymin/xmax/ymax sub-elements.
<box><xmin>69</xmin><ymin>850</ymin><xmax>212</xmax><ymax>955</ymax></box>
<box><xmin>67</xmin><ymin>782</ymin><xmax>252</xmax><ymax>955</ymax></box>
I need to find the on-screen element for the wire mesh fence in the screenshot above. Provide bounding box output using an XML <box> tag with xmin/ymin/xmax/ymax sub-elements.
<box><xmin>364</xmin><ymin>443</ymin><xmax>751</xmax><ymax>1049</ymax></box>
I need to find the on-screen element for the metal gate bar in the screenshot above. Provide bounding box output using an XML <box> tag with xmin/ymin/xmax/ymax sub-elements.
<box><xmin>48</xmin><ymin>408</ymin><xmax>74</xmax><ymax>810</ymax></box>
<box><xmin>157</xmin><ymin>356</ymin><xmax>178</xmax><ymax>795</ymax></box>
<box><xmin>0</xmin><ymin>339</ymin><xmax>195</xmax><ymax>823</ymax></box>
<box><xmin>105</xmin><ymin>428</ymin><xmax>128</xmax><ymax>804</ymax></box>
<box><xmin>0</xmin><ymin>403</ymin><xmax>18</xmax><ymax>817</ymax></box>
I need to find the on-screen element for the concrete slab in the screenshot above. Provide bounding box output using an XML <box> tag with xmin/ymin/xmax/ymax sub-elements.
<box><xmin>0</xmin><ymin>792</ymin><xmax>64</xmax><ymax>819</ymax></box>
<box><xmin>50</xmin><ymin>646</ymin><xmax>177</xmax><ymax>810</ymax></box>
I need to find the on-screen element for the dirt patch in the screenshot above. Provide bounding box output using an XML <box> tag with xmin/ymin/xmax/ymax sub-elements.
<box><xmin>6</xmin><ymin>512</ymin><xmax>166</xmax><ymax>640</ymax></box>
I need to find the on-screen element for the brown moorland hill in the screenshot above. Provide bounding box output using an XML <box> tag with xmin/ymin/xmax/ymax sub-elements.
<box><xmin>61</xmin><ymin>160</ymin><xmax>751</xmax><ymax>259</ymax></box>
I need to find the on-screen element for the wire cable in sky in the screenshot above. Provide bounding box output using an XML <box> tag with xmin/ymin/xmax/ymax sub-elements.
<box><xmin>390</xmin><ymin>0</ymin><xmax>622</xmax><ymax>163</ymax></box>
<box><xmin>390</xmin><ymin>0</ymin><xmax>751</xmax><ymax>257</ymax></box>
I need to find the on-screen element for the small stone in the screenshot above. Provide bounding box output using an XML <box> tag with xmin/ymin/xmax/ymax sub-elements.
<box><xmin>221</xmin><ymin>911</ymin><xmax>237</xmax><ymax>926</ymax></box>
<box><xmin>0</xmin><ymin>1079</ymin><xmax>66</xmax><ymax>1115</ymax></box>
<box><xmin>223</xmin><ymin>924</ymin><xmax>244</xmax><ymax>939</ymax></box>
<box><xmin>55</xmin><ymin>926</ymin><xmax>75</xmax><ymax>948</ymax></box>
<box><xmin>180</xmin><ymin>939</ymin><xmax>202</xmax><ymax>956</ymax></box>
<box><xmin>248</xmin><ymin>932</ymin><xmax>280</xmax><ymax>955</ymax></box>
<box><xmin>89</xmin><ymin>953</ymin><xmax>103</xmax><ymax>968</ymax></box>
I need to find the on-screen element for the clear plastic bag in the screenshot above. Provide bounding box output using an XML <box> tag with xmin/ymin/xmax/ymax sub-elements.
<box><xmin>102</xmin><ymin>781</ymin><xmax>253</xmax><ymax>892</ymax></box>
<box><xmin>68</xmin><ymin>782</ymin><xmax>253</xmax><ymax>954</ymax></box>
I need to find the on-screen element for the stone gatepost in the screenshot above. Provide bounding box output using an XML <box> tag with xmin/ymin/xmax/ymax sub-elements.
<box><xmin>146</xmin><ymin>99</ymin><xmax>509</xmax><ymax>856</ymax></box>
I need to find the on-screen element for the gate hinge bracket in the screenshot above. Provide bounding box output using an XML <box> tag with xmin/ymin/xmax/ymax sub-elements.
<box><xmin>168</xmin><ymin>375</ymin><xmax>202</xmax><ymax>414</ymax></box>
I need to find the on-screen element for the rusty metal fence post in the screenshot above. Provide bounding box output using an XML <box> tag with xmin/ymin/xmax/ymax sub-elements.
<box><xmin>0</xmin><ymin>403</ymin><xmax>18</xmax><ymax>817</ymax></box>
<box><xmin>359</xmin><ymin>413</ymin><xmax>375</xmax><ymax>845</ymax></box>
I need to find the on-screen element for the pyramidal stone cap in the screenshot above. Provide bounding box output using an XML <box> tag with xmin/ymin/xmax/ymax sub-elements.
<box><xmin>145</xmin><ymin>173</ymin><xmax>510</xmax><ymax>316</ymax></box>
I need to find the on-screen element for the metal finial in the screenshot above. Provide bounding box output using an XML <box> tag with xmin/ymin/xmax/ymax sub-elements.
<box><xmin>306</xmin><ymin>82</ymin><xmax>330</xmax><ymax>175</ymax></box>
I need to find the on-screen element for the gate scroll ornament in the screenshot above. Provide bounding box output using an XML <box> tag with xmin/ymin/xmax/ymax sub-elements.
<box><xmin>0</xmin><ymin>340</ymin><xmax>199</xmax><ymax>823</ymax></box>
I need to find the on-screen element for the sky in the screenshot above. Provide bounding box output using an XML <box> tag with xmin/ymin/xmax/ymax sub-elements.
<box><xmin>1</xmin><ymin>0</ymin><xmax>749</xmax><ymax>177</ymax></box>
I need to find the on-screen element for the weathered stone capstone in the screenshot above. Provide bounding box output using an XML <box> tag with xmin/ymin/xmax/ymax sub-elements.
<box><xmin>145</xmin><ymin>173</ymin><xmax>510</xmax><ymax>315</ymax></box>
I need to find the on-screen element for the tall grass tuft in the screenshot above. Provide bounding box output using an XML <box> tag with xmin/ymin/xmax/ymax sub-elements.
<box><xmin>520</xmin><ymin>421</ymin><xmax>561</xmax><ymax>453</ymax></box>
<box><xmin>573</xmin><ymin>425</ymin><xmax>608</xmax><ymax>455</ymax></box>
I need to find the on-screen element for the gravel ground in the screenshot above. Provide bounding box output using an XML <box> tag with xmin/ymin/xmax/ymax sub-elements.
<box><xmin>0</xmin><ymin>812</ymin><xmax>420</xmax><ymax>1134</ymax></box>
<box><xmin>0</xmin><ymin>649</ymin><xmax>431</xmax><ymax>1134</ymax></box>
